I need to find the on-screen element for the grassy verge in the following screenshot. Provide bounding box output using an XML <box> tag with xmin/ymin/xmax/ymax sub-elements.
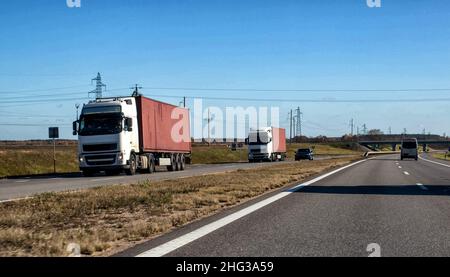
<box><xmin>0</xmin><ymin>146</ymin><xmax>78</xmax><ymax>178</ymax></box>
<box><xmin>432</xmin><ymin>152</ymin><xmax>449</xmax><ymax>161</ymax></box>
<box><xmin>191</xmin><ymin>145</ymin><xmax>247</xmax><ymax>164</ymax></box>
<box><xmin>1</xmin><ymin>143</ymin><xmax>361</xmax><ymax>177</ymax></box>
<box><xmin>0</xmin><ymin>156</ymin><xmax>359</xmax><ymax>257</ymax></box>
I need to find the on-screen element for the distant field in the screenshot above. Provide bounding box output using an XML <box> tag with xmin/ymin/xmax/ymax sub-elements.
<box><xmin>287</xmin><ymin>142</ymin><xmax>361</xmax><ymax>156</ymax></box>
<box><xmin>0</xmin><ymin>142</ymin><xmax>361</xmax><ymax>178</ymax></box>
<box><xmin>0</xmin><ymin>146</ymin><xmax>78</xmax><ymax>178</ymax></box>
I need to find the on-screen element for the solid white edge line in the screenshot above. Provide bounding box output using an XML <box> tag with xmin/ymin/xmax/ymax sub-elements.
<box><xmin>136</xmin><ymin>159</ymin><xmax>368</xmax><ymax>257</ymax></box>
<box><xmin>419</xmin><ymin>156</ymin><xmax>450</xmax><ymax>168</ymax></box>
<box><xmin>404</xmin><ymin>171</ymin><xmax>410</xmax><ymax>175</ymax></box>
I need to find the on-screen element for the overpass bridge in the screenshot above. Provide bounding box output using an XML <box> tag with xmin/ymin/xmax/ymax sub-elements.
<box><xmin>359</xmin><ymin>140</ymin><xmax>450</xmax><ymax>152</ymax></box>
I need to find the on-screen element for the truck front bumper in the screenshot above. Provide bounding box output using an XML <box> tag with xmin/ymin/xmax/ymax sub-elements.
<box><xmin>248</xmin><ymin>153</ymin><xmax>270</xmax><ymax>161</ymax></box>
<box><xmin>79</xmin><ymin>152</ymin><xmax>129</xmax><ymax>171</ymax></box>
<box><xmin>80</xmin><ymin>165</ymin><xmax>130</xmax><ymax>172</ymax></box>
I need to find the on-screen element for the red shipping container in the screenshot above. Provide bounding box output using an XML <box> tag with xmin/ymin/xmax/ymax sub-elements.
<box><xmin>136</xmin><ymin>96</ymin><xmax>191</xmax><ymax>153</ymax></box>
<box><xmin>272</xmin><ymin>127</ymin><xmax>287</xmax><ymax>153</ymax></box>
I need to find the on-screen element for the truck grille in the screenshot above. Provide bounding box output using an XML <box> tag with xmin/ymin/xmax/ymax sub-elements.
<box><xmin>83</xmin><ymin>144</ymin><xmax>117</xmax><ymax>152</ymax></box>
<box><xmin>85</xmin><ymin>154</ymin><xmax>116</xmax><ymax>166</ymax></box>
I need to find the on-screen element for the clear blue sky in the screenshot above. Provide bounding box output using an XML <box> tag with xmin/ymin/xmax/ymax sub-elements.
<box><xmin>0</xmin><ymin>0</ymin><xmax>449</xmax><ymax>140</ymax></box>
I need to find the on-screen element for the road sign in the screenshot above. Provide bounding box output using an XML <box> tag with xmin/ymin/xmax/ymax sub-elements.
<box><xmin>49</xmin><ymin>127</ymin><xmax>59</xmax><ymax>139</ymax></box>
<box><xmin>49</xmin><ymin>127</ymin><xmax>59</xmax><ymax>174</ymax></box>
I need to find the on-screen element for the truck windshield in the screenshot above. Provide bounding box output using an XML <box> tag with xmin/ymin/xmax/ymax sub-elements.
<box><xmin>248</xmin><ymin>132</ymin><xmax>270</xmax><ymax>145</ymax></box>
<box><xmin>402</xmin><ymin>142</ymin><xmax>417</xmax><ymax>149</ymax></box>
<box><xmin>79</xmin><ymin>114</ymin><xmax>123</xmax><ymax>136</ymax></box>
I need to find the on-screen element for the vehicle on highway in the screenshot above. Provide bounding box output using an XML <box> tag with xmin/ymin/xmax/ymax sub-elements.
<box><xmin>295</xmin><ymin>148</ymin><xmax>314</xmax><ymax>161</ymax></box>
<box><xmin>247</xmin><ymin>127</ymin><xmax>287</xmax><ymax>162</ymax></box>
<box><xmin>73</xmin><ymin>95</ymin><xmax>191</xmax><ymax>176</ymax></box>
<box><xmin>400</xmin><ymin>138</ymin><xmax>418</xmax><ymax>161</ymax></box>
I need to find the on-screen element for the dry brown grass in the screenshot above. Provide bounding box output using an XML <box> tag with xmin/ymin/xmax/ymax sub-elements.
<box><xmin>0</xmin><ymin>156</ymin><xmax>360</xmax><ymax>257</ymax></box>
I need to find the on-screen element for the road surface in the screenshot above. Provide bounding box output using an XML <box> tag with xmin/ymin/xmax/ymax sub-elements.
<box><xmin>0</xmin><ymin>155</ymin><xmax>349</xmax><ymax>202</ymax></box>
<box><xmin>121</xmin><ymin>153</ymin><xmax>450</xmax><ymax>257</ymax></box>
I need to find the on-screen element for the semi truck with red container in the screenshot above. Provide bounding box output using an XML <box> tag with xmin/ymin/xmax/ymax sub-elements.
<box><xmin>247</xmin><ymin>127</ymin><xmax>286</xmax><ymax>162</ymax></box>
<box><xmin>73</xmin><ymin>95</ymin><xmax>191</xmax><ymax>176</ymax></box>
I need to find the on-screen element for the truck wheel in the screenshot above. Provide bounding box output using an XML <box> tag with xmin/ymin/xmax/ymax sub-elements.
<box><xmin>126</xmin><ymin>154</ymin><xmax>137</xmax><ymax>175</ymax></box>
<box><xmin>175</xmin><ymin>154</ymin><xmax>181</xmax><ymax>171</ymax></box>
<box><xmin>167</xmin><ymin>154</ymin><xmax>175</xmax><ymax>172</ymax></box>
<box><xmin>179</xmin><ymin>154</ymin><xmax>186</xmax><ymax>171</ymax></box>
<box><xmin>143</xmin><ymin>154</ymin><xmax>155</xmax><ymax>174</ymax></box>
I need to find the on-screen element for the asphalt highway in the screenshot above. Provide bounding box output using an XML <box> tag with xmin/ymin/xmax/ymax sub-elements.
<box><xmin>122</xmin><ymin>153</ymin><xmax>449</xmax><ymax>257</ymax></box>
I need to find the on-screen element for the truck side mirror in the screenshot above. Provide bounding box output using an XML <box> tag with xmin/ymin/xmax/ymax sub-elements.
<box><xmin>72</xmin><ymin>121</ymin><xmax>78</xmax><ymax>136</ymax></box>
<box><xmin>126</xmin><ymin>118</ymin><xmax>133</xmax><ymax>131</ymax></box>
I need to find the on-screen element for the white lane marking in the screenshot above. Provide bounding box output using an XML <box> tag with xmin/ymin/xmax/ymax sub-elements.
<box><xmin>419</xmin><ymin>156</ymin><xmax>450</xmax><ymax>168</ymax></box>
<box><xmin>136</xmin><ymin>159</ymin><xmax>368</xmax><ymax>257</ymax></box>
<box><xmin>398</xmin><ymin>166</ymin><xmax>402</xmax><ymax>169</ymax></box>
<box><xmin>416</xmin><ymin>183</ymin><xmax>428</xmax><ymax>191</ymax></box>
<box><xmin>15</xmin><ymin>180</ymin><xmax>30</xmax><ymax>183</ymax></box>
<box><xmin>403</xmin><ymin>171</ymin><xmax>410</xmax><ymax>176</ymax></box>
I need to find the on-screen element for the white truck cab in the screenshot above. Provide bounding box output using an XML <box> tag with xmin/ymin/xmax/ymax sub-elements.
<box><xmin>247</xmin><ymin>127</ymin><xmax>286</xmax><ymax>162</ymax></box>
<box><xmin>74</xmin><ymin>97</ymin><xmax>139</xmax><ymax>176</ymax></box>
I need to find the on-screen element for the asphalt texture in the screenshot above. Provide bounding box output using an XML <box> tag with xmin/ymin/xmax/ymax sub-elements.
<box><xmin>120</xmin><ymin>153</ymin><xmax>449</xmax><ymax>257</ymax></box>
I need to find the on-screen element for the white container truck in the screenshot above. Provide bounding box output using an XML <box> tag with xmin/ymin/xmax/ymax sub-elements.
<box><xmin>247</xmin><ymin>127</ymin><xmax>287</xmax><ymax>162</ymax></box>
<box><xmin>73</xmin><ymin>95</ymin><xmax>191</xmax><ymax>176</ymax></box>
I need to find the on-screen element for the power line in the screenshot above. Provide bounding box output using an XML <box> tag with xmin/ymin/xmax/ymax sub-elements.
<box><xmin>0</xmin><ymin>85</ymin><xmax>91</xmax><ymax>94</ymax></box>
<box><xmin>139</xmin><ymin>94</ymin><xmax>450</xmax><ymax>103</ymax></box>
<box><xmin>0</xmin><ymin>87</ymin><xmax>131</xmax><ymax>101</ymax></box>
<box><xmin>142</xmin><ymin>86</ymin><xmax>450</xmax><ymax>93</ymax></box>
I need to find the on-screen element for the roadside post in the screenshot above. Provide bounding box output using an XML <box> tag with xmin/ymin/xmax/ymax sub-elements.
<box><xmin>49</xmin><ymin>127</ymin><xmax>59</xmax><ymax>174</ymax></box>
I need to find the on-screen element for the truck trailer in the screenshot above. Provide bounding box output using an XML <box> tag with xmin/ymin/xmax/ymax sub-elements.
<box><xmin>247</xmin><ymin>127</ymin><xmax>287</xmax><ymax>162</ymax></box>
<box><xmin>73</xmin><ymin>95</ymin><xmax>191</xmax><ymax>176</ymax></box>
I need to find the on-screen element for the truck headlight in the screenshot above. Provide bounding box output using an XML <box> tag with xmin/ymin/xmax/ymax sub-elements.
<box><xmin>118</xmin><ymin>152</ymin><xmax>124</xmax><ymax>161</ymax></box>
<box><xmin>79</xmin><ymin>156</ymin><xmax>84</xmax><ymax>162</ymax></box>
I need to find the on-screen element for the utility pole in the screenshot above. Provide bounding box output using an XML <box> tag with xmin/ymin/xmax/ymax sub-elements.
<box><xmin>183</xmin><ymin>97</ymin><xmax>186</xmax><ymax>108</ymax></box>
<box><xmin>131</xmin><ymin>84</ymin><xmax>142</xmax><ymax>97</ymax></box>
<box><xmin>204</xmin><ymin>108</ymin><xmax>212</xmax><ymax>146</ymax></box>
<box><xmin>289</xmin><ymin>110</ymin><xmax>293</xmax><ymax>144</ymax></box>
<box><xmin>292</xmin><ymin>116</ymin><xmax>296</xmax><ymax>141</ymax></box>
<box><xmin>75</xmin><ymin>104</ymin><xmax>80</xmax><ymax>120</ymax></box>
<box><xmin>362</xmin><ymin>124</ymin><xmax>367</xmax><ymax>135</ymax></box>
<box><xmin>296</xmin><ymin>107</ymin><xmax>303</xmax><ymax>137</ymax></box>
<box><xmin>89</xmin><ymin>72</ymin><xmax>106</xmax><ymax>99</ymax></box>
<box><xmin>349</xmin><ymin>119</ymin><xmax>354</xmax><ymax>136</ymax></box>
<box><xmin>388</xmin><ymin>126</ymin><xmax>392</xmax><ymax>135</ymax></box>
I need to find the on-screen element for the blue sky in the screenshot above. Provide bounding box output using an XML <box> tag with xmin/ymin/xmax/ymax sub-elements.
<box><xmin>0</xmin><ymin>0</ymin><xmax>449</xmax><ymax>139</ymax></box>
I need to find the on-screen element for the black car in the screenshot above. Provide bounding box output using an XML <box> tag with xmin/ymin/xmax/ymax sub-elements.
<box><xmin>295</xmin><ymin>148</ymin><xmax>314</xmax><ymax>161</ymax></box>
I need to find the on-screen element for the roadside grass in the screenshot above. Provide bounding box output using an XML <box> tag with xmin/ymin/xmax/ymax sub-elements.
<box><xmin>0</xmin><ymin>143</ymin><xmax>361</xmax><ymax>177</ymax></box>
<box><xmin>287</xmin><ymin>143</ymin><xmax>361</xmax><ymax>157</ymax></box>
<box><xmin>191</xmin><ymin>145</ymin><xmax>247</xmax><ymax>164</ymax></box>
<box><xmin>0</xmin><ymin>146</ymin><xmax>78</xmax><ymax>178</ymax></box>
<box><xmin>0</xmin><ymin>156</ymin><xmax>359</xmax><ymax>257</ymax></box>
<box><xmin>432</xmin><ymin>152</ymin><xmax>449</xmax><ymax>161</ymax></box>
